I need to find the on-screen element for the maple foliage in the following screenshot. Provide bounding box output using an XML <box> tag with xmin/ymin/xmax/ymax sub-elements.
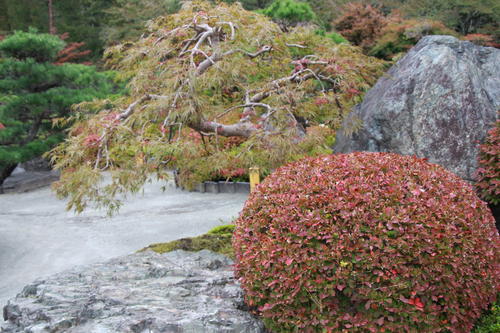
<box><xmin>234</xmin><ymin>152</ymin><xmax>499</xmax><ymax>332</ymax></box>
<box><xmin>464</xmin><ymin>33</ymin><xmax>500</xmax><ymax>48</ymax></box>
<box><xmin>49</xmin><ymin>1</ymin><xmax>386</xmax><ymax>214</ymax></box>
<box><xmin>54</xmin><ymin>33</ymin><xmax>92</xmax><ymax>65</ymax></box>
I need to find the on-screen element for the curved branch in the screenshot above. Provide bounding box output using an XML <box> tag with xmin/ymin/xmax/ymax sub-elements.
<box><xmin>191</xmin><ymin>120</ymin><xmax>257</xmax><ymax>138</ymax></box>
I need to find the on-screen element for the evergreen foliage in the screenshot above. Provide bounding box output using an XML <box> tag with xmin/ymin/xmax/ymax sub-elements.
<box><xmin>49</xmin><ymin>1</ymin><xmax>386</xmax><ymax>214</ymax></box>
<box><xmin>0</xmin><ymin>30</ymin><xmax>122</xmax><ymax>189</ymax></box>
<box><xmin>0</xmin><ymin>28</ymin><xmax>65</xmax><ymax>62</ymax></box>
<box><xmin>259</xmin><ymin>0</ymin><xmax>317</xmax><ymax>26</ymax></box>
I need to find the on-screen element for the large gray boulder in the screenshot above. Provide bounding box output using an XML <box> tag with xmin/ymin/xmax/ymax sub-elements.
<box><xmin>1</xmin><ymin>250</ymin><xmax>265</xmax><ymax>333</ymax></box>
<box><xmin>334</xmin><ymin>35</ymin><xmax>499</xmax><ymax>181</ymax></box>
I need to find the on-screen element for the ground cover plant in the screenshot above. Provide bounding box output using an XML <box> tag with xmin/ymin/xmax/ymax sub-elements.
<box><xmin>234</xmin><ymin>152</ymin><xmax>500</xmax><ymax>332</ymax></box>
<box><xmin>49</xmin><ymin>0</ymin><xmax>386</xmax><ymax>214</ymax></box>
<box><xmin>141</xmin><ymin>224</ymin><xmax>236</xmax><ymax>258</ymax></box>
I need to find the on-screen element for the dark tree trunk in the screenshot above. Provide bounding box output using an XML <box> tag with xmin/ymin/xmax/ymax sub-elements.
<box><xmin>48</xmin><ymin>0</ymin><xmax>56</xmax><ymax>34</ymax></box>
<box><xmin>0</xmin><ymin>164</ymin><xmax>18</xmax><ymax>194</ymax></box>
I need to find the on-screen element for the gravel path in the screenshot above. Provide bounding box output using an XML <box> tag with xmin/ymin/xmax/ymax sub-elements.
<box><xmin>0</xmin><ymin>180</ymin><xmax>247</xmax><ymax>307</ymax></box>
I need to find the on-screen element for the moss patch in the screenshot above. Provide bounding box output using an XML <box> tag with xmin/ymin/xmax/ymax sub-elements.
<box><xmin>140</xmin><ymin>225</ymin><xmax>235</xmax><ymax>259</ymax></box>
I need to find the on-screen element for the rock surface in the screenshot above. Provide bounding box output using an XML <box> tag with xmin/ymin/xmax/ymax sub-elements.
<box><xmin>1</xmin><ymin>250</ymin><xmax>265</xmax><ymax>333</ymax></box>
<box><xmin>334</xmin><ymin>35</ymin><xmax>499</xmax><ymax>181</ymax></box>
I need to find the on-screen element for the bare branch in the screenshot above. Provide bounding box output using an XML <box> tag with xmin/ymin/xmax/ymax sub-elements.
<box><xmin>195</xmin><ymin>45</ymin><xmax>272</xmax><ymax>76</ymax></box>
<box><xmin>224</xmin><ymin>45</ymin><xmax>272</xmax><ymax>58</ymax></box>
<box><xmin>217</xmin><ymin>21</ymin><xmax>237</xmax><ymax>40</ymax></box>
<box><xmin>191</xmin><ymin>120</ymin><xmax>257</xmax><ymax>138</ymax></box>
<box><xmin>119</xmin><ymin>95</ymin><xmax>152</xmax><ymax>120</ymax></box>
<box><xmin>285</xmin><ymin>43</ymin><xmax>307</xmax><ymax>48</ymax></box>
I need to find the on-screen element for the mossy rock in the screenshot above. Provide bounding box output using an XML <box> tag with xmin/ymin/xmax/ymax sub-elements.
<box><xmin>140</xmin><ymin>225</ymin><xmax>235</xmax><ymax>259</ymax></box>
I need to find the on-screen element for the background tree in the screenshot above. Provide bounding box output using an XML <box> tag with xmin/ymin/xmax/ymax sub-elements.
<box><xmin>222</xmin><ymin>0</ymin><xmax>274</xmax><ymax>11</ymax></box>
<box><xmin>48</xmin><ymin>0</ymin><xmax>56</xmax><ymax>34</ymax></box>
<box><xmin>49</xmin><ymin>1</ymin><xmax>386</xmax><ymax>214</ymax></box>
<box><xmin>399</xmin><ymin>0</ymin><xmax>499</xmax><ymax>36</ymax></box>
<box><xmin>100</xmin><ymin>0</ymin><xmax>182</xmax><ymax>45</ymax></box>
<box><xmin>259</xmin><ymin>0</ymin><xmax>317</xmax><ymax>28</ymax></box>
<box><xmin>0</xmin><ymin>29</ymin><xmax>122</xmax><ymax>191</ymax></box>
<box><xmin>369</xmin><ymin>18</ymin><xmax>457</xmax><ymax>59</ymax></box>
<box><xmin>334</xmin><ymin>2</ymin><xmax>387</xmax><ymax>51</ymax></box>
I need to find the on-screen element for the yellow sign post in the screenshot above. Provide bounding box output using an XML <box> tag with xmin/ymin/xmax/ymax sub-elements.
<box><xmin>249</xmin><ymin>167</ymin><xmax>260</xmax><ymax>192</ymax></box>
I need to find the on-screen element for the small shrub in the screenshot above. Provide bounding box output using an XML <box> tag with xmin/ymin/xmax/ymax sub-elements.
<box><xmin>234</xmin><ymin>152</ymin><xmax>499</xmax><ymax>332</ymax></box>
<box><xmin>476</xmin><ymin>118</ymin><xmax>500</xmax><ymax>205</ymax></box>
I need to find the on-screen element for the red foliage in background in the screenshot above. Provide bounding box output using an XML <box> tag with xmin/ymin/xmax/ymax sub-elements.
<box><xmin>464</xmin><ymin>34</ymin><xmax>500</xmax><ymax>48</ymax></box>
<box><xmin>234</xmin><ymin>152</ymin><xmax>499</xmax><ymax>332</ymax></box>
<box><xmin>54</xmin><ymin>32</ymin><xmax>91</xmax><ymax>65</ymax></box>
<box><xmin>476</xmin><ymin>118</ymin><xmax>500</xmax><ymax>205</ymax></box>
<box><xmin>334</xmin><ymin>3</ymin><xmax>388</xmax><ymax>51</ymax></box>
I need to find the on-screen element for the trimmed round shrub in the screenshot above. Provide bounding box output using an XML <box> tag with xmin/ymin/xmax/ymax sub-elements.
<box><xmin>234</xmin><ymin>152</ymin><xmax>499</xmax><ymax>332</ymax></box>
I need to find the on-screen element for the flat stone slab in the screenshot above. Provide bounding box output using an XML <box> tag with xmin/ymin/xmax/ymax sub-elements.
<box><xmin>2</xmin><ymin>171</ymin><xmax>59</xmax><ymax>193</ymax></box>
<box><xmin>188</xmin><ymin>181</ymin><xmax>250</xmax><ymax>194</ymax></box>
<box><xmin>2</xmin><ymin>250</ymin><xmax>265</xmax><ymax>333</ymax></box>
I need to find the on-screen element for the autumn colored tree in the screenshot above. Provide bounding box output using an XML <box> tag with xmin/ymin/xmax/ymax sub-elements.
<box><xmin>49</xmin><ymin>1</ymin><xmax>386</xmax><ymax>213</ymax></box>
<box><xmin>0</xmin><ymin>30</ymin><xmax>121</xmax><ymax>191</ymax></box>
<box><xmin>334</xmin><ymin>2</ymin><xmax>388</xmax><ymax>51</ymax></box>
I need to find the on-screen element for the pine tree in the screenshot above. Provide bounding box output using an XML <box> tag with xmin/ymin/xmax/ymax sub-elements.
<box><xmin>0</xmin><ymin>29</ymin><xmax>121</xmax><ymax>191</ymax></box>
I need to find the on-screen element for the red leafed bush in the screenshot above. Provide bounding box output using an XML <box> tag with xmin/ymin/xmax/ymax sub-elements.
<box><xmin>234</xmin><ymin>152</ymin><xmax>499</xmax><ymax>332</ymax></box>
<box><xmin>464</xmin><ymin>34</ymin><xmax>499</xmax><ymax>48</ymax></box>
<box><xmin>334</xmin><ymin>3</ymin><xmax>388</xmax><ymax>52</ymax></box>
<box><xmin>476</xmin><ymin>118</ymin><xmax>500</xmax><ymax>205</ymax></box>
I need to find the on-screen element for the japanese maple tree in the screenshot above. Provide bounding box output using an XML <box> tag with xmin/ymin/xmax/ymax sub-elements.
<box><xmin>49</xmin><ymin>1</ymin><xmax>386</xmax><ymax>213</ymax></box>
